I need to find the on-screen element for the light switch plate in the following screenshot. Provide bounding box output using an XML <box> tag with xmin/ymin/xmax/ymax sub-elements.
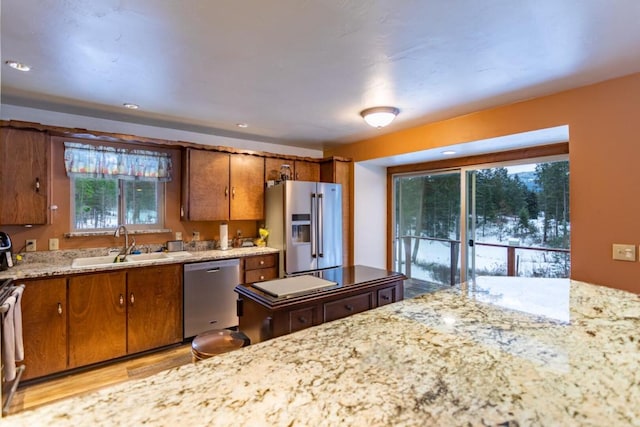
<box><xmin>175</xmin><ymin>232</ymin><xmax>183</xmax><ymax>241</ymax></box>
<box><xmin>49</xmin><ymin>238</ymin><xmax>59</xmax><ymax>251</ymax></box>
<box><xmin>192</xmin><ymin>231</ymin><xmax>200</xmax><ymax>241</ymax></box>
<box><xmin>612</xmin><ymin>244</ymin><xmax>636</xmax><ymax>261</ymax></box>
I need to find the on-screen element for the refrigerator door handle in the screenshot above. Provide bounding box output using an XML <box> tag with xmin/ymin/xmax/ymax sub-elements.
<box><xmin>311</xmin><ymin>193</ymin><xmax>317</xmax><ymax>258</ymax></box>
<box><xmin>318</xmin><ymin>193</ymin><xmax>324</xmax><ymax>257</ymax></box>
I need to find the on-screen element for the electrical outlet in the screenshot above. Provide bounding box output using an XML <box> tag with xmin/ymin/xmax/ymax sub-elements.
<box><xmin>175</xmin><ymin>232</ymin><xmax>183</xmax><ymax>241</ymax></box>
<box><xmin>49</xmin><ymin>238</ymin><xmax>59</xmax><ymax>251</ymax></box>
<box><xmin>26</xmin><ymin>239</ymin><xmax>37</xmax><ymax>252</ymax></box>
<box><xmin>612</xmin><ymin>244</ymin><xmax>635</xmax><ymax>261</ymax></box>
<box><xmin>192</xmin><ymin>231</ymin><xmax>200</xmax><ymax>241</ymax></box>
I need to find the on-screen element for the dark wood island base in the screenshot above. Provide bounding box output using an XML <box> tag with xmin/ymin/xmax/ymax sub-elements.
<box><xmin>235</xmin><ymin>265</ymin><xmax>405</xmax><ymax>344</ymax></box>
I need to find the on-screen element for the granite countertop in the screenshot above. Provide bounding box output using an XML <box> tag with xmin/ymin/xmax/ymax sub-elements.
<box><xmin>0</xmin><ymin>246</ymin><xmax>280</xmax><ymax>280</ymax></box>
<box><xmin>6</xmin><ymin>276</ymin><xmax>639</xmax><ymax>426</ymax></box>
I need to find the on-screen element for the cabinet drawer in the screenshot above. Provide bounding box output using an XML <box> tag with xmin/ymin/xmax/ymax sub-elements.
<box><xmin>245</xmin><ymin>254</ymin><xmax>277</xmax><ymax>270</ymax></box>
<box><xmin>245</xmin><ymin>267</ymin><xmax>277</xmax><ymax>284</ymax></box>
<box><xmin>289</xmin><ymin>307</ymin><xmax>315</xmax><ymax>333</ymax></box>
<box><xmin>324</xmin><ymin>293</ymin><xmax>373</xmax><ymax>322</ymax></box>
<box><xmin>377</xmin><ymin>287</ymin><xmax>396</xmax><ymax>307</ymax></box>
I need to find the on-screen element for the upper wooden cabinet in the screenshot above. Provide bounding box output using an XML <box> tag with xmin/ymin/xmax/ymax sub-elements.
<box><xmin>182</xmin><ymin>148</ymin><xmax>264</xmax><ymax>221</ymax></box>
<box><xmin>293</xmin><ymin>160</ymin><xmax>320</xmax><ymax>181</ymax></box>
<box><xmin>230</xmin><ymin>154</ymin><xmax>265</xmax><ymax>220</ymax></box>
<box><xmin>0</xmin><ymin>128</ymin><xmax>49</xmax><ymax>225</ymax></box>
<box><xmin>264</xmin><ymin>158</ymin><xmax>320</xmax><ymax>182</ymax></box>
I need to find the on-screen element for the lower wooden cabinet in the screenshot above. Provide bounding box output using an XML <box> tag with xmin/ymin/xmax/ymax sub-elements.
<box><xmin>236</xmin><ymin>266</ymin><xmax>405</xmax><ymax>344</ymax></box>
<box><xmin>20</xmin><ymin>264</ymin><xmax>183</xmax><ymax>380</ymax></box>
<box><xmin>127</xmin><ymin>264</ymin><xmax>182</xmax><ymax>354</ymax></box>
<box><xmin>20</xmin><ymin>277</ymin><xmax>67</xmax><ymax>381</ymax></box>
<box><xmin>68</xmin><ymin>271</ymin><xmax>127</xmax><ymax>368</ymax></box>
<box><xmin>242</xmin><ymin>253</ymin><xmax>278</xmax><ymax>284</ymax></box>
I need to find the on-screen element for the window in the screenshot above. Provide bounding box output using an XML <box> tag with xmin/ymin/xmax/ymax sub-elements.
<box><xmin>64</xmin><ymin>142</ymin><xmax>171</xmax><ymax>231</ymax></box>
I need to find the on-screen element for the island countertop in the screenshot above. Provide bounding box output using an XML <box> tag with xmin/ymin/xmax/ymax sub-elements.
<box><xmin>5</xmin><ymin>277</ymin><xmax>640</xmax><ymax>426</ymax></box>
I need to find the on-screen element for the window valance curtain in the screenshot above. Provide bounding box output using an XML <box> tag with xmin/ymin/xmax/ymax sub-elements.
<box><xmin>64</xmin><ymin>142</ymin><xmax>172</xmax><ymax>182</ymax></box>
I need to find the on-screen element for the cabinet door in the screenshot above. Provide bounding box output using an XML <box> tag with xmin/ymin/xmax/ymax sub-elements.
<box><xmin>68</xmin><ymin>271</ymin><xmax>127</xmax><ymax>368</ymax></box>
<box><xmin>127</xmin><ymin>264</ymin><xmax>183</xmax><ymax>354</ymax></box>
<box><xmin>20</xmin><ymin>277</ymin><xmax>67</xmax><ymax>380</ymax></box>
<box><xmin>0</xmin><ymin>128</ymin><xmax>48</xmax><ymax>225</ymax></box>
<box><xmin>264</xmin><ymin>157</ymin><xmax>292</xmax><ymax>182</ymax></box>
<box><xmin>230</xmin><ymin>154</ymin><xmax>265</xmax><ymax>220</ymax></box>
<box><xmin>185</xmin><ymin>149</ymin><xmax>230</xmax><ymax>221</ymax></box>
<box><xmin>294</xmin><ymin>160</ymin><xmax>320</xmax><ymax>181</ymax></box>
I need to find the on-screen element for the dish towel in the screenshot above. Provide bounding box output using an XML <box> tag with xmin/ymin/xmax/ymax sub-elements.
<box><xmin>11</xmin><ymin>286</ymin><xmax>25</xmax><ymax>362</ymax></box>
<box><xmin>1</xmin><ymin>295</ymin><xmax>17</xmax><ymax>381</ymax></box>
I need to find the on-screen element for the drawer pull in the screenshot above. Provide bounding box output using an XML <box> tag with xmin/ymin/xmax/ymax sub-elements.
<box><xmin>381</xmin><ymin>295</ymin><xmax>390</xmax><ymax>301</ymax></box>
<box><xmin>298</xmin><ymin>316</ymin><xmax>308</xmax><ymax>324</ymax></box>
<box><xmin>259</xmin><ymin>260</ymin><xmax>264</xmax><ymax>265</ymax></box>
<box><xmin>259</xmin><ymin>275</ymin><xmax>265</xmax><ymax>280</ymax></box>
<box><xmin>57</xmin><ymin>302</ymin><xmax>63</xmax><ymax>315</ymax></box>
<box><xmin>345</xmin><ymin>304</ymin><xmax>354</xmax><ymax>312</ymax></box>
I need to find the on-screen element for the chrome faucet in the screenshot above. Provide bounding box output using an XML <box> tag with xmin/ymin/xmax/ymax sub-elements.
<box><xmin>114</xmin><ymin>225</ymin><xmax>134</xmax><ymax>260</ymax></box>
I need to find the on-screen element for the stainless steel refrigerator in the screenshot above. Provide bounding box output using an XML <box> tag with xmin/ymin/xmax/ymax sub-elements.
<box><xmin>265</xmin><ymin>181</ymin><xmax>342</xmax><ymax>276</ymax></box>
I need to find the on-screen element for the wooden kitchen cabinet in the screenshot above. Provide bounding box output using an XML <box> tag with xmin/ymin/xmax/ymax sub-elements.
<box><xmin>19</xmin><ymin>277</ymin><xmax>67</xmax><ymax>381</ymax></box>
<box><xmin>0</xmin><ymin>127</ymin><xmax>49</xmax><ymax>225</ymax></box>
<box><xmin>264</xmin><ymin>157</ymin><xmax>291</xmax><ymax>181</ymax></box>
<box><xmin>294</xmin><ymin>160</ymin><xmax>320</xmax><ymax>181</ymax></box>
<box><xmin>182</xmin><ymin>148</ymin><xmax>264</xmax><ymax>220</ymax></box>
<box><xmin>182</xmin><ymin>149</ymin><xmax>229</xmax><ymax>221</ymax></box>
<box><xmin>230</xmin><ymin>154</ymin><xmax>265</xmax><ymax>220</ymax></box>
<box><xmin>68</xmin><ymin>271</ymin><xmax>127</xmax><ymax>368</ymax></box>
<box><xmin>127</xmin><ymin>264</ymin><xmax>183</xmax><ymax>354</ymax></box>
<box><xmin>242</xmin><ymin>253</ymin><xmax>278</xmax><ymax>284</ymax></box>
<box><xmin>236</xmin><ymin>265</ymin><xmax>405</xmax><ymax>344</ymax></box>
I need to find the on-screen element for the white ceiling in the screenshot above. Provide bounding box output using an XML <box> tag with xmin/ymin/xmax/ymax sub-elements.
<box><xmin>2</xmin><ymin>1</ymin><xmax>640</xmax><ymax>151</ymax></box>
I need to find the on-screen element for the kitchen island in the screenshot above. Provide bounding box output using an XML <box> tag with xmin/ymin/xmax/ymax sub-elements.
<box><xmin>5</xmin><ymin>277</ymin><xmax>639</xmax><ymax>426</ymax></box>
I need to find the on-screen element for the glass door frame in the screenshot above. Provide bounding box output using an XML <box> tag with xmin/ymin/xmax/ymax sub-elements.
<box><xmin>392</xmin><ymin>153</ymin><xmax>569</xmax><ymax>286</ymax></box>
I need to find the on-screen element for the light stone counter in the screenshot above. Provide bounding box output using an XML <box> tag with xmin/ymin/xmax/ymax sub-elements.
<box><xmin>4</xmin><ymin>277</ymin><xmax>640</xmax><ymax>426</ymax></box>
<box><xmin>0</xmin><ymin>247</ymin><xmax>279</xmax><ymax>280</ymax></box>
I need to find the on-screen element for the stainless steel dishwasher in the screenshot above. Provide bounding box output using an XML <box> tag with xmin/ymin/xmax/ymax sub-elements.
<box><xmin>183</xmin><ymin>258</ymin><xmax>240</xmax><ymax>338</ymax></box>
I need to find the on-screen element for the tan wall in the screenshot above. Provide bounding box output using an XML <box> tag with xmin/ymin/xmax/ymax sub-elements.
<box><xmin>327</xmin><ymin>72</ymin><xmax>640</xmax><ymax>294</ymax></box>
<box><xmin>2</xmin><ymin>137</ymin><xmax>259</xmax><ymax>252</ymax></box>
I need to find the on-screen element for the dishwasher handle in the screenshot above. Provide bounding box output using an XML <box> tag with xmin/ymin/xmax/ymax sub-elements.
<box><xmin>206</xmin><ymin>268</ymin><xmax>221</xmax><ymax>273</ymax></box>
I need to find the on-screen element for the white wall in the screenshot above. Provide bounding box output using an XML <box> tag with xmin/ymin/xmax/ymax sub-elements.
<box><xmin>354</xmin><ymin>162</ymin><xmax>387</xmax><ymax>269</ymax></box>
<box><xmin>1</xmin><ymin>104</ymin><xmax>323</xmax><ymax>158</ymax></box>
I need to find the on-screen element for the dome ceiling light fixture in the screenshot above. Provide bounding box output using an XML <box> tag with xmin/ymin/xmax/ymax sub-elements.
<box><xmin>360</xmin><ymin>106</ymin><xmax>400</xmax><ymax>128</ymax></box>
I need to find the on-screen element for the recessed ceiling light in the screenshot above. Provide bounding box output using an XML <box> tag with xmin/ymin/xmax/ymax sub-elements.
<box><xmin>5</xmin><ymin>60</ymin><xmax>31</xmax><ymax>72</ymax></box>
<box><xmin>442</xmin><ymin>150</ymin><xmax>456</xmax><ymax>155</ymax></box>
<box><xmin>123</xmin><ymin>103</ymin><xmax>139</xmax><ymax>110</ymax></box>
<box><xmin>236</xmin><ymin>123</ymin><xmax>248</xmax><ymax>128</ymax></box>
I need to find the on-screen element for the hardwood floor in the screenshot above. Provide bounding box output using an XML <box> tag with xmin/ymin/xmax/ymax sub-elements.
<box><xmin>8</xmin><ymin>344</ymin><xmax>193</xmax><ymax>416</ymax></box>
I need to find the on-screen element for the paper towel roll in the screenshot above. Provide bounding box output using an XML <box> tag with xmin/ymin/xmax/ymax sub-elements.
<box><xmin>219</xmin><ymin>223</ymin><xmax>228</xmax><ymax>250</ymax></box>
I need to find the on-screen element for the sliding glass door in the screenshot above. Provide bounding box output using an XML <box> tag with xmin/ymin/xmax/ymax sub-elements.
<box><xmin>393</xmin><ymin>171</ymin><xmax>461</xmax><ymax>286</ymax></box>
<box><xmin>393</xmin><ymin>157</ymin><xmax>570</xmax><ymax>289</ymax></box>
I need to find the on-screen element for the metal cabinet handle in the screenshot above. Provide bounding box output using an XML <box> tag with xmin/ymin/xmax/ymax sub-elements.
<box><xmin>35</xmin><ymin>177</ymin><xmax>40</xmax><ymax>192</ymax></box>
<box><xmin>225</xmin><ymin>187</ymin><xmax>229</xmax><ymax>197</ymax></box>
<box><xmin>232</xmin><ymin>187</ymin><xmax>236</xmax><ymax>199</ymax></box>
<box><xmin>298</xmin><ymin>316</ymin><xmax>308</xmax><ymax>324</ymax></box>
<box><xmin>259</xmin><ymin>275</ymin><xmax>264</xmax><ymax>280</ymax></box>
<box><xmin>259</xmin><ymin>260</ymin><xmax>264</xmax><ymax>265</ymax></box>
<box><xmin>57</xmin><ymin>303</ymin><xmax>63</xmax><ymax>315</ymax></box>
<box><xmin>381</xmin><ymin>295</ymin><xmax>390</xmax><ymax>301</ymax></box>
<box><xmin>119</xmin><ymin>294</ymin><xmax>124</xmax><ymax>307</ymax></box>
<box><xmin>345</xmin><ymin>304</ymin><xmax>354</xmax><ymax>312</ymax></box>
<box><xmin>130</xmin><ymin>293</ymin><xmax>135</xmax><ymax>305</ymax></box>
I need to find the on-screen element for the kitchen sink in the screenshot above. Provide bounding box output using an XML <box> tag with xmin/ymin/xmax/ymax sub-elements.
<box><xmin>71</xmin><ymin>252</ymin><xmax>174</xmax><ymax>268</ymax></box>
